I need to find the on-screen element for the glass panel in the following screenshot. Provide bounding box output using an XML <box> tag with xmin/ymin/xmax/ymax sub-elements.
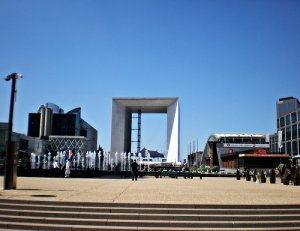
<box><xmin>292</xmin><ymin>112</ymin><xmax>297</xmax><ymax>123</ymax></box>
<box><xmin>292</xmin><ymin>141</ymin><xmax>298</xmax><ymax>156</ymax></box>
<box><xmin>282</xmin><ymin>128</ymin><xmax>285</xmax><ymax>142</ymax></box>
<box><xmin>286</xmin><ymin>114</ymin><xmax>290</xmax><ymax>126</ymax></box>
<box><xmin>287</xmin><ymin>142</ymin><xmax>291</xmax><ymax>155</ymax></box>
<box><xmin>292</xmin><ymin>125</ymin><xmax>297</xmax><ymax>140</ymax></box>
<box><xmin>286</xmin><ymin>126</ymin><xmax>291</xmax><ymax>141</ymax></box>
<box><xmin>280</xmin><ymin>117</ymin><xmax>285</xmax><ymax>127</ymax></box>
<box><xmin>282</xmin><ymin>143</ymin><xmax>286</xmax><ymax>153</ymax></box>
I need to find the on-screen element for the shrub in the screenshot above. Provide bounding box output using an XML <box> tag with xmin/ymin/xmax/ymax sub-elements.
<box><xmin>260</xmin><ymin>170</ymin><xmax>266</xmax><ymax>183</ymax></box>
<box><xmin>294</xmin><ymin>167</ymin><xmax>300</xmax><ymax>186</ymax></box>
<box><xmin>246</xmin><ymin>169</ymin><xmax>251</xmax><ymax>181</ymax></box>
<box><xmin>282</xmin><ymin>168</ymin><xmax>291</xmax><ymax>185</ymax></box>
<box><xmin>252</xmin><ymin>169</ymin><xmax>257</xmax><ymax>182</ymax></box>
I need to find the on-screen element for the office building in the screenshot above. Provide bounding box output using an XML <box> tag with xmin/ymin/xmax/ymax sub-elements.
<box><xmin>272</xmin><ymin>97</ymin><xmax>300</xmax><ymax>163</ymax></box>
<box><xmin>28</xmin><ymin>103</ymin><xmax>97</xmax><ymax>153</ymax></box>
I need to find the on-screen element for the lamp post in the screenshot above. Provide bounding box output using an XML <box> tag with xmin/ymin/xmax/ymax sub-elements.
<box><xmin>4</xmin><ymin>73</ymin><xmax>23</xmax><ymax>190</ymax></box>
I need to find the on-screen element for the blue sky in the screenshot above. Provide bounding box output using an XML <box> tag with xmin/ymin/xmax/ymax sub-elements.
<box><xmin>1</xmin><ymin>0</ymin><xmax>300</xmax><ymax>160</ymax></box>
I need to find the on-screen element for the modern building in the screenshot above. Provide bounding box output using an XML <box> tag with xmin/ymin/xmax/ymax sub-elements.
<box><xmin>28</xmin><ymin>103</ymin><xmax>97</xmax><ymax>153</ymax></box>
<box><xmin>200</xmin><ymin>134</ymin><xmax>289</xmax><ymax>169</ymax></box>
<box><xmin>272</xmin><ymin>97</ymin><xmax>300</xmax><ymax>163</ymax></box>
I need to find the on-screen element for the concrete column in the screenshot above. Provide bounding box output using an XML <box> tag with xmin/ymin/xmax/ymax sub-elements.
<box><xmin>44</xmin><ymin>108</ymin><xmax>53</xmax><ymax>137</ymax></box>
<box><xmin>111</xmin><ymin>100</ymin><xmax>126</xmax><ymax>156</ymax></box>
<box><xmin>39</xmin><ymin>106</ymin><xmax>45</xmax><ymax>138</ymax></box>
<box><xmin>167</xmin><ymin>101</ymin><xmax>179</xmax><ymax>163</ymax></box>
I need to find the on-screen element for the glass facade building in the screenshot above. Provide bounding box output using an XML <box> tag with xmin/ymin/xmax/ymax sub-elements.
<box><xmin>27</xmin><ymin>103</ymin><xmax>97</xmax><ymax>152</ymax></box>
<box><xmin>275</xmin><ymin>97</ymin><xmax>300</xmax><ymax>162</ymax></box>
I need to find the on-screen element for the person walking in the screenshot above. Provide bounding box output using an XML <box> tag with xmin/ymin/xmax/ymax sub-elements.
<box><xmin>131</xmin><ymin>160</ymin><xmax>138</xmax><ymax>181</ymax></box>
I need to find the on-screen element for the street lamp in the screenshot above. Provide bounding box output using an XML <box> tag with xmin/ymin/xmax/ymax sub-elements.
<box><xmin>4</xmin><ymin>72</ymin><xmax>23</xmax><ymax>190</ymax></box>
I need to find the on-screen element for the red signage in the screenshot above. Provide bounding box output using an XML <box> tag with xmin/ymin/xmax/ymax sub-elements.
<box><xmin>254</xmin><ymin>149</ymin><xmax>267</xmax><ymax>155</ymax></box>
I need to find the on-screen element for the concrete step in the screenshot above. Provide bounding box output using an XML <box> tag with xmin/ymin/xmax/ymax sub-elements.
<box><xmin>1</xmin><ymin>199</ymin><xmax>299</xmax><ymax>209</ymax></box>
<box><xmin>0</xmin><ymin>201</ymin><xmax>300</xmax><ymax>215</ymax></box>
<box><xmin>0</xmin><ymin>199</ymin><xmax>299</xmax><ymax>230</ymax></box>
<box><xmin>0</xmin><ymin>215</ymin><xmax>300</xmax><ymax>228</ymax></box>
<box><xmin>0</xmin><ymin>208</ymin><xmax>299</xmax><ymax>221</ymax></box>
<box><xmin>0</xmin><ymin>221</ymin><xmax>300</xmax><ymax>231</ymax></box>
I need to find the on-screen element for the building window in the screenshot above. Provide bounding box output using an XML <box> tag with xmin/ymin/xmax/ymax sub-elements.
<box><xmin>280</xmin><ymin>117</ymin><xmax>285</xmax><ymax>127</ymax></box>
<box><xmin>298</xmin><ymin>110</ymin><xmax>300</xmax><ymax>122</ymax></box>
<box><xmin>286</xmin><ymin>126</ymin><xmax>291</xmax><ymax>141</ymax></box>
<box><xmin>292</xmin><ymin>112</ymin><xmax>297</xmax><ymax>124</ymax></box>
<box><xmin>292</xmin><ymin>125</ymin><xmax>298</xmax><ymax>140</ymax></box>
<box><xmin>292</xmin><ymin>141</ymin><xmax>298</xmax><ymax>156</ymax></box>
<box><xmin>282</xmin><ymin>128</ymin><xmax>285</xmax><ymax>142</ymax></box>
<box><xmin>286</xmin><ymin>114</ymin><xmax>290</xmax><ymax>126</ymax></box>
<box><xmin>287</xmin><ymin>142</ymin><xmax>291</xmax><ymax>155</ymax></box>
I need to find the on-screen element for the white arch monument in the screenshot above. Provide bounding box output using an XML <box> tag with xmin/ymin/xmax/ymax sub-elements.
<box><xmin>110</xmin><ymin>97</ymin><xmax>180</xmax><ymax>163</ymax></box>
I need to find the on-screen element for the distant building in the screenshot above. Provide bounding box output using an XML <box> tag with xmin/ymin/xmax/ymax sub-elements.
<box><xmin>200</xmin><ymin>134</ymin><xmax>289</xmax><ymax>169</ymax></box>
<box><xmin>27</xmin><ymin>103</ymin><xmax>97</xmax><ymax>152</ymax></box>
<box><xmin>0</xmin><ymin>122</ymin><xmax>48</xmax><ymax>168</ymax></box>
<box><xmin>273</xmin><ymin>97</ymin><xmax>300</xmax><ymax>163</ymax></box>
<box><xmin>139</xmin><ymin>148</ymin><xmax>165</xmax><ymax>162</ymax></box>
<box><xmin>187</xmin><ymin>151</ymin><xmax>203</xmax><ymax>168</ymax></box>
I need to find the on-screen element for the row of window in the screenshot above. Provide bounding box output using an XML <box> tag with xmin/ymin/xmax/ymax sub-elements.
<box><xmin>280</xmin><ymin>123</ymin><xmax>300</xmax><ymax>142</ymax></box>
<box><xmin>219</xmin><ymin>138</ymin><xmax>266</xmax><ymax>144</ymax></box>
<box><xmin>270</xmin><ymin>139</ymin><xmax>300</xmax><ymax>156</ymax></box>
<box><xmin>278</xmin><ymin>110</ymin><xmax>300</xmax><ymax>128</ymax></box>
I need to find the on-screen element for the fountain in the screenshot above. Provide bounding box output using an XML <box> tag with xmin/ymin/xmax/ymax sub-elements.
<box><xmin>47</xmin><ymin>152</ymin><xmax>52</xmax><ymax>169</ymax></box>
<box><xmin>77</xmin><ymin>151</ymin><xmax>81</xmax><ymax>169</ymax></box>
<box><xmin>138</xmin><ymin>152</ymin><xmax>142</xmax><ymax>170</ymax></box>
<box><xmin>127</xmin><ymin>152</ymin><xmax>131</xmax><ymax>171</ymax></box>
<box><xmin>30</xmin><ymin>153</ymin><xmax>36</xmax><ymax>169</ymax></box>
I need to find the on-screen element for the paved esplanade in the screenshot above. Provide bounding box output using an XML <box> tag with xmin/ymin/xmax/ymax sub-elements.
<box><xmin>0</xmin><ymin>177</ymin><xmax>299</xmax><ymax>204</ymax></box>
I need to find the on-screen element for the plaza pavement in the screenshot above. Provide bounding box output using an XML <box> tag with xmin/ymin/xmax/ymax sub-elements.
<box><xmin>0</xmin><ymin>176</ymin><xmax>299</xmax><ymax>205</ymax></box>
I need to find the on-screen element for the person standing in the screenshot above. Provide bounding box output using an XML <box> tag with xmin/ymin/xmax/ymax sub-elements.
<box><xmin>131</xmin><ymin>160</ymin><xmax>138</xmax><ymax>181</ymax></box>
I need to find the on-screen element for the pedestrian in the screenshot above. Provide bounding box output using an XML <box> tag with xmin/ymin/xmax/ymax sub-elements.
<box><xmin>131</xmin><ymin>159</ymin><xmax>138</xmax><ymax>181</ymax></box>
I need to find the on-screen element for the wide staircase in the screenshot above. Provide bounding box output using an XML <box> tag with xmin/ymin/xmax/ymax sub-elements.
<box><xmin>0</xmin><ymin>199</ymin><xmax>299</xmax><ymax>230</ymax></box>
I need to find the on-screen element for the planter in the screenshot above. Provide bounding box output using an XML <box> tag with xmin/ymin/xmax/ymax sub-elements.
<box><xmin>283</xmin><ymin>180</ymin><xmax>290</xmax><ymax>185</ymax></box>
<box><xmin>270</xmin><ymin>177</ymin><xmax>276</xmax><ymax>184</ymax></box>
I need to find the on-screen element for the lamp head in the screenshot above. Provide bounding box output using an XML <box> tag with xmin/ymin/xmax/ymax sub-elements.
<box><xmin>4</xmin><ymin>73</ymin><xmax>23</xmax><ymax>81</ymax></box>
